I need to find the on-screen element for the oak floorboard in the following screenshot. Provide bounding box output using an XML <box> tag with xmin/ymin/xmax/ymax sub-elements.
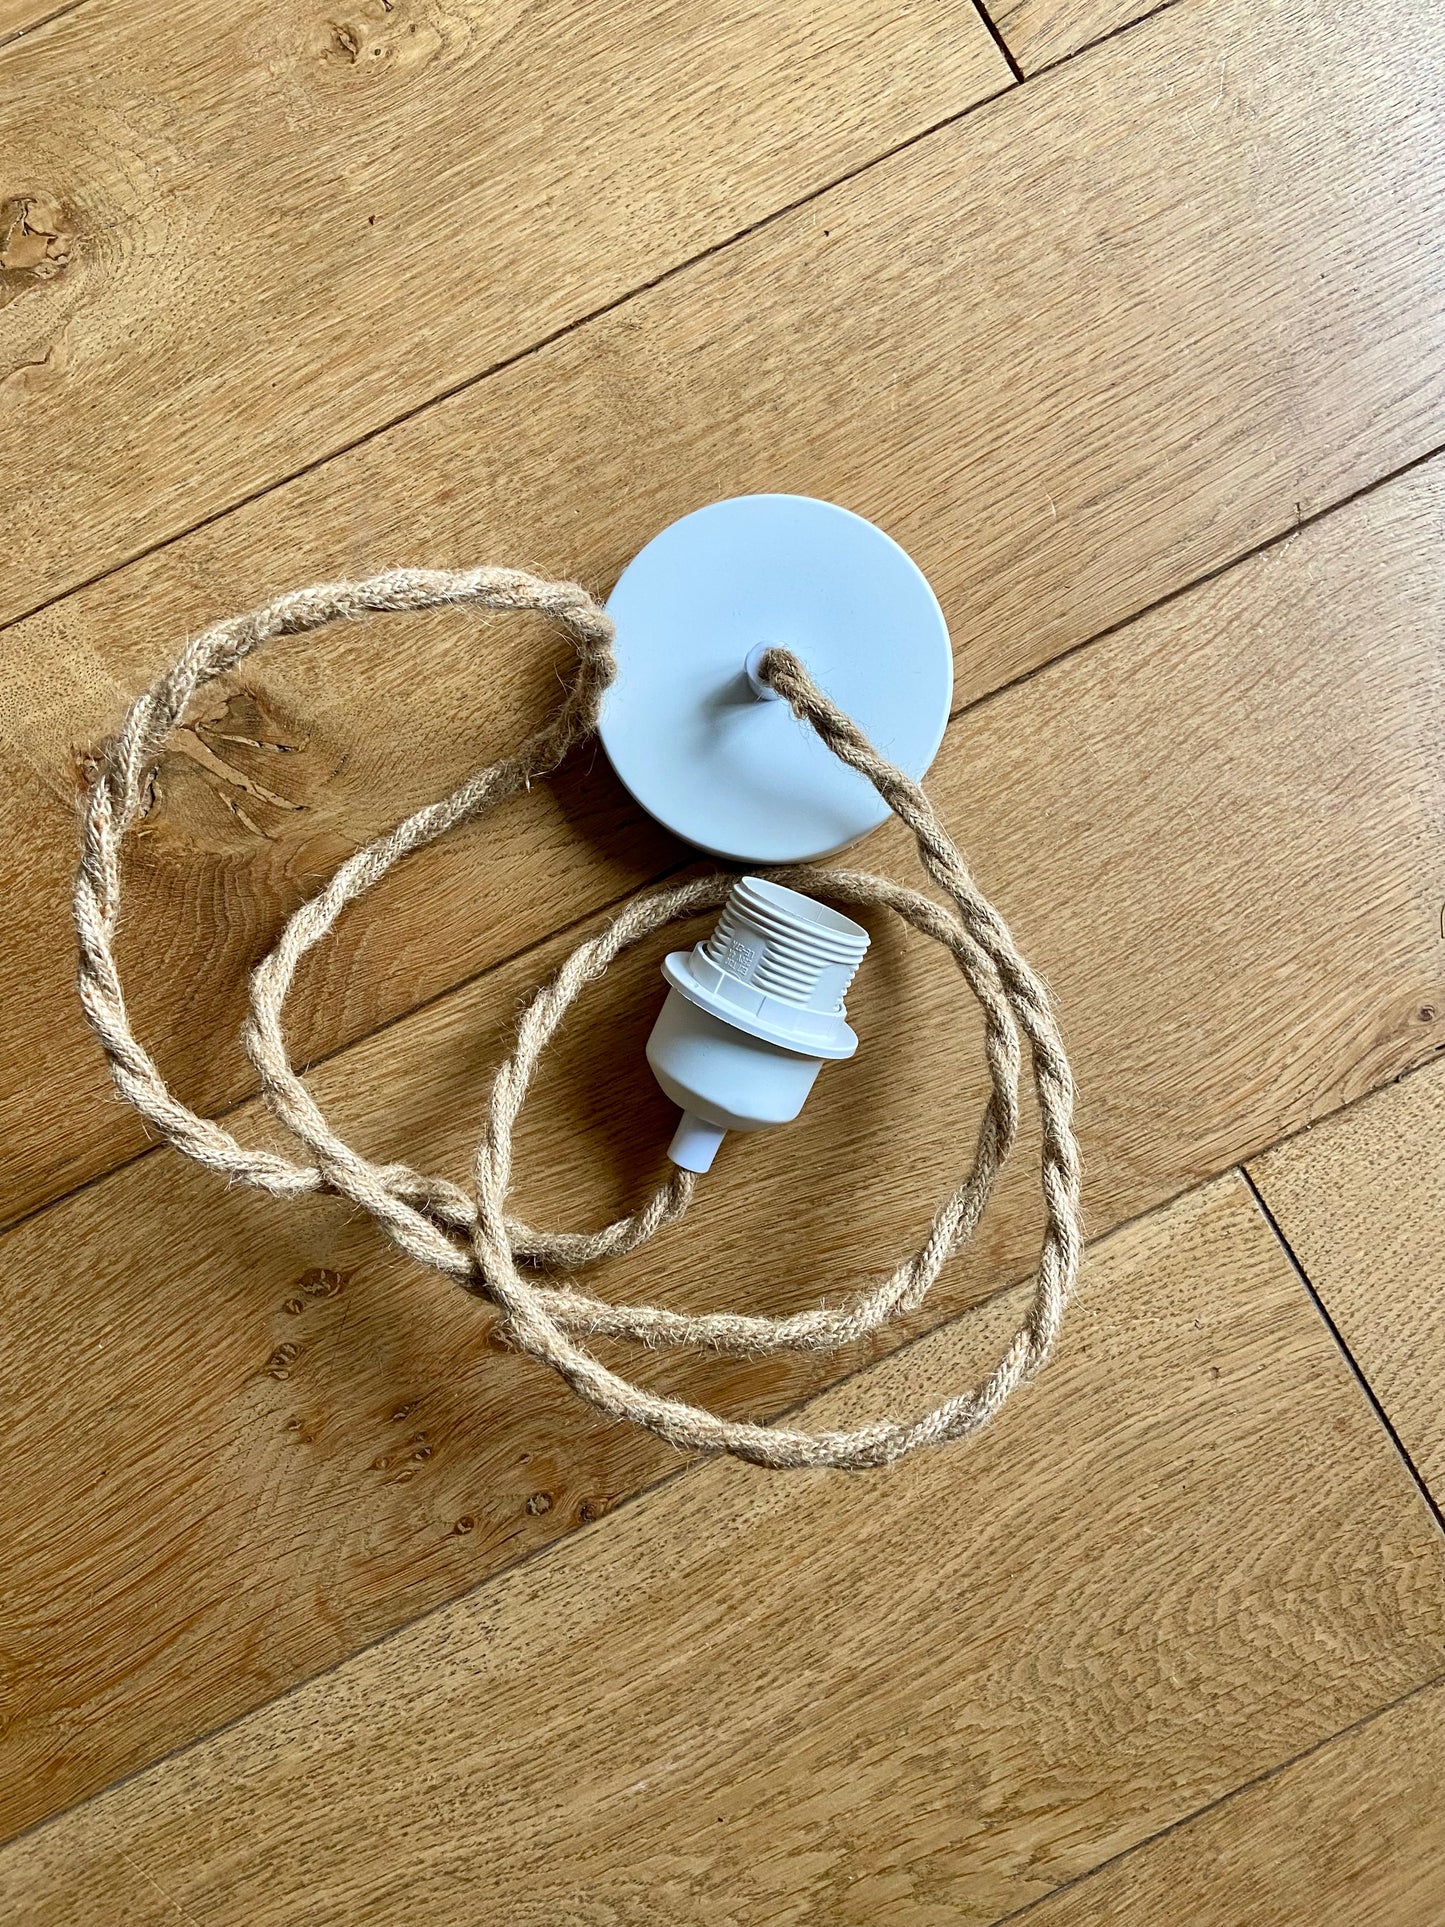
<box><xmin>1018</xmin><ymin>1679</ymin><xmax>1445</xmax><ymax>1925</ymax></box>
<box><xmin>988</xmin><ymin>0</ymin><xmax>1170</xmax><ymax>73</ymax></box>
<box><xmin>2</xmin><ymin>1178</ymin><xmax>1443</xmax><ymax>1923</ymax></box>
<box><xmin>3</xmin><ymin>0</ymin><xmax>1442</xmax><ymax>1228</ymax></box>
<box><xmin>0</xmin><ymin>2</ymin><xmax>74</xmax><ymax>46</ymax></box>
<box><xmin>0</xmin><ymin>455</ymin><xmax>1442</xmax><ymax>1838</ymax></box>
<box><xmin>0</xmin><ymin>0</ymin><xmax>1009</xmax><ymax>624</ymax></box>
<box><xmin>1249</xmin><ymin>1059</ymin><xmax>1445</xmax><ymax>1506</ymax></box>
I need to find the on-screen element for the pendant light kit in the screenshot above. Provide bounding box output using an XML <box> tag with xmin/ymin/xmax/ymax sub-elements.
<box><xmin>73</xmin><ymin>495</ymin><xmax>1081</xmax><ymax>1468</ymax></box>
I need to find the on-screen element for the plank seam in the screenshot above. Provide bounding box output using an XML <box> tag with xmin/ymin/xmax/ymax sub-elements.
<box><xmin>9</xmin><ymin>434</ymin><xmax>1445</xmax><ymax>1242</ymax></box>
<box><xmin>0</xmin><ymin>0</ymin><xmax>86</xmax><ymax>53</ymax></box>
<box><xmin>967</xmin><ymin>1</ymin><xmax>1026</xmax><ymax>84</ymax></box>
<box><xmin>1240</xmin><ymin>1165</ymin><xmax>1445</xmax><ymax>1542</ymax></box>
<box><xmin>1234</xmin><ymin>1049</ymin><xmax>1445</xmax><ymax>1183</ymax></box>
<box><xmin>0</xmin><ymin>0</ymin><xmax>1199</xmax><ymax>639</ymax></box>
<box><xmin>956</xmin><ymin>438</ymin><xmax>1445</xmax><ymax>725</ymax></box>
<box><xmin>0</xmin><ymin>861</ymin><xmax>691</xmax><ymax>1242</ymax></box>
<box><xmin>3</xmin><ymin>1164</ymin><xmax>1438</xmax><ymax>1873</ymax></box>
<box><xmin>1026</xmin><ymin>0</ymin><xmax>1187</xmax><ymax>79</ymax></box>
<box><xmin>0</xmin><ymin>71</ymin><xmax>1014</xmax><ymax>644</ymax></box>
<box><xmin>984</xmin><ymin>1665</ymin><xmax>1445</xmax><ymax>1924</ymax></box>
<box><xmin>0</xmin><ymin>1184</ymin><xmax>1196</xmax><ymax>1854</ymax></box>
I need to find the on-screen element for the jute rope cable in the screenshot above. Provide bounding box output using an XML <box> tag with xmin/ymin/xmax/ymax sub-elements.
<box><xmin>73</xmin><ymin>565</ymin><xmax>1082</xmax><ymax>1471</ymax></box>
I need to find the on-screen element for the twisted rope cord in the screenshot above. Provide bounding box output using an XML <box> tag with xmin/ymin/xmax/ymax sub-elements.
<box><xmin>74</xmin><ymin>569</ymin><xmax>1082</xmax><ymax>1470</ymax></box>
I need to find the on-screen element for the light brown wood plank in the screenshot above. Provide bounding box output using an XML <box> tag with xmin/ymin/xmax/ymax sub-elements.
<box><xmin>0</xmin><ymin>0</ymin><xmax>1009</xmax><ymax>625</ymax></box>
<box><xmin>2</xmin><ymin>451</ymin><xmax>1442</xmax><ymax>1839</ymax></box>
<box><xmin>2</xmin><ymin>1177</ymin><xmax>1443</xmax><ymax>1923</ymax></box>
<box><xmin>1249</xmin><ymin>1060</ymin><xmax>1445</xmax><ymax>1503</ymax></box>
<box><xmin>0</xmin><ymin>0</ymin><xmax>1017</xmax><ymax>624</ymax></box>
<box><xmin>0</xmin><ymin>1</ymin><xmax>72</xmax><ymax>45</ymax></box>
<box><xmin>990</xmin><ymin>0</ymin><xmax>1165</xmax><ymax>73</ymax></box>
<box><xmin>1019</xmin><ymin>1679</ymin><xmax>1445</xmax><ymax>1925</ymax></box>
<box><xmin>4</xmin><ymin>0</ymin><xmax>1443</xmax><ymax>1231</ymax></box>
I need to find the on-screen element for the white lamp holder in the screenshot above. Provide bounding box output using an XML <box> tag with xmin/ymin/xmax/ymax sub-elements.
<box><xmin>599</xmin><ymin>493</ymin><xmax>951</xmax><ymax>1168</ymax></box>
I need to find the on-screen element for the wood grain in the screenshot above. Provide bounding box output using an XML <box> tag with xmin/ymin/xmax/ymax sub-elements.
<box><xmin>1249</xmin><ymin>1061</ymin><xmax>1445</xmax><ymax>1502</ymax></box>
<box><xmin>2</xmin><ymin>452</ymin><xmax>1442</xmax><ymax>1840</ymax></box>
<box><xmin>1020</xmin><ymin>1679</ymin><xmax>1445</xmax><ymax>1925</ymax></box>
<box><xmin>4</xmin><ymin>0</ymin><xmax>1443</xmax><ymax>1231</ymax></box>
<box><xmin>0</xmin><ymin>1</ymin><xmax>72</xmax><ymax>47</ymax></box>
<box><xmin>2</xmin><ymin>1177</ymin><xmax>1443</xmax><ymax>1924</ymax></box>
<box><xmin>0</xmin><ymin>0</ymin><xmax>1010</xmax><ymax>625</ymax></box>
<box><xmin>990</xmin><ymin>0</ymin><xmax>1166</xmax><ymax>73</ymax></box>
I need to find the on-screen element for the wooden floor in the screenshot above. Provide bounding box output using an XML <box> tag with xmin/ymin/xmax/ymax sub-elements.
<box><xmin>1</xmin><ymin>0</ymin><xmax>1443</xmax><ymax>1916</ymax></box>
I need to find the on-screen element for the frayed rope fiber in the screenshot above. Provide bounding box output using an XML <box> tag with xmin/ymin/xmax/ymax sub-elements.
<box><xmin>73</xmin><ymin>566</ymin><xmax>1082</xmax><ymax>1470</ymax></box>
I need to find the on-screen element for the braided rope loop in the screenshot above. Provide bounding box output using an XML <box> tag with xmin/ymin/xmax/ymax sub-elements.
<box><xmin>74</xmin><ymin>574</ymin><xmax>1082</xmax><ymax>1470</ymax></box>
